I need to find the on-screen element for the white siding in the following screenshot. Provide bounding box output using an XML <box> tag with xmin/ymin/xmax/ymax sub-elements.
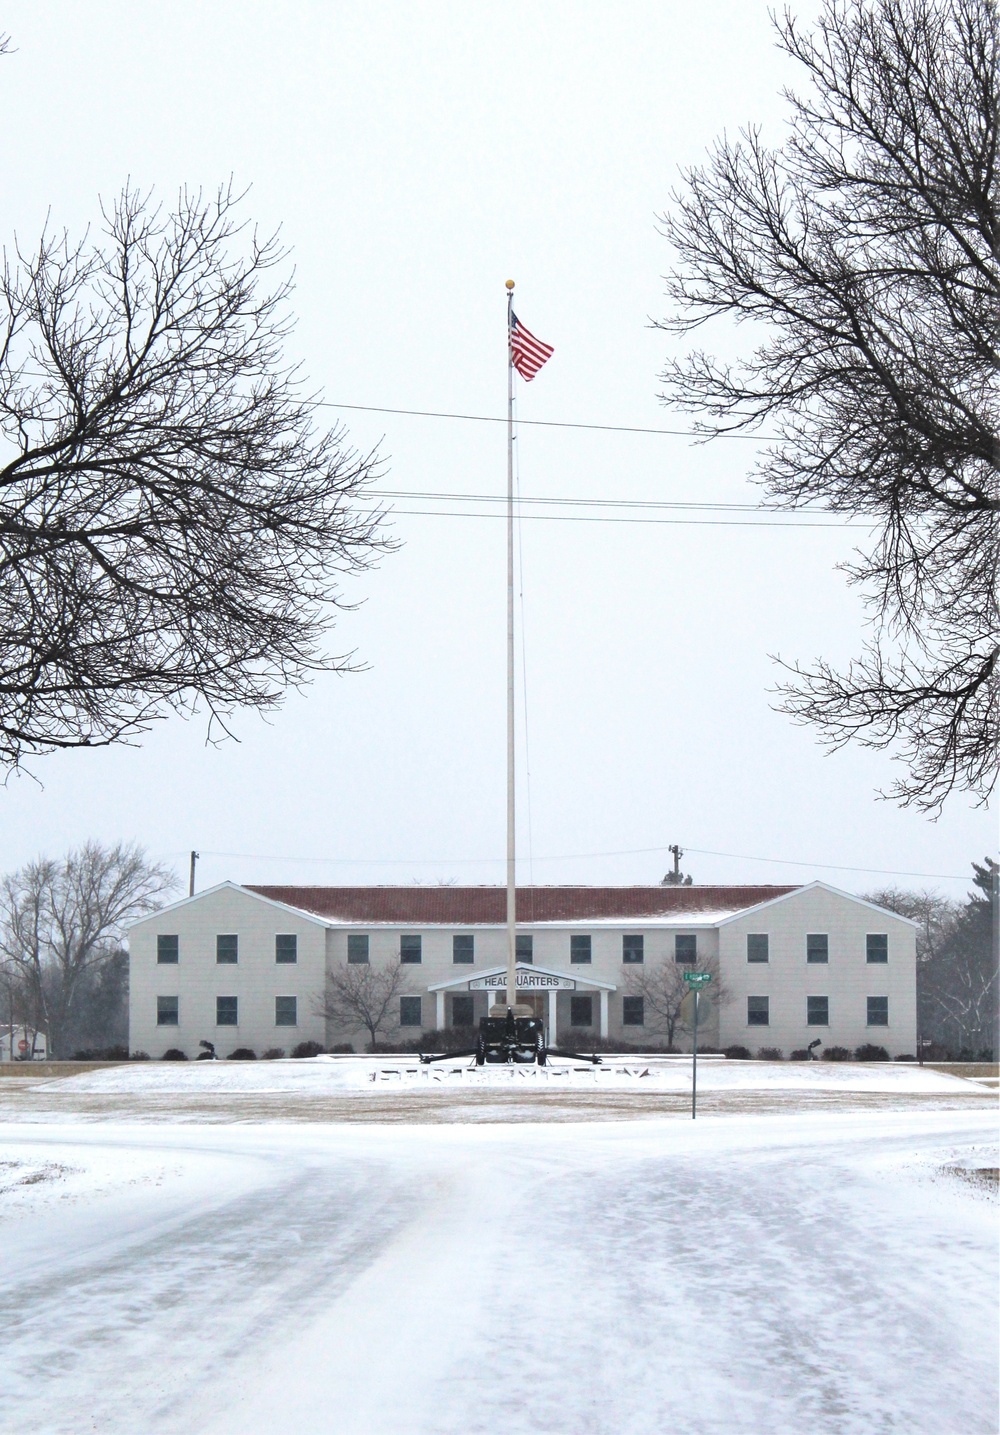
<box><xmin>129</xmin><ymin>886</ymin><xmax>326</xmax><ymax>1058</ymax></box>
<box><xmin>719</xmin><ymin>887</ymin><xmax>917</xmax><ymax>1056</ymax></box>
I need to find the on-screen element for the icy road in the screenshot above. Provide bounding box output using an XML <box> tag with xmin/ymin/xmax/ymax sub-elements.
<box><xmin>1</xmin><ymin>1111</ymin><xmax>997</xmax><ymax>1435</ymax></box>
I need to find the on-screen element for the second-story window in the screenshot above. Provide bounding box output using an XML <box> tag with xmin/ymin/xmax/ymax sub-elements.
<box><xmin>216</xmin><ymin>934</ymin><xmax>238</xmax><ymax>964</ymax></box>
<box><xmin>866</xmin><ymin>934</ymin><xmax>888</xmax><ymax>963</ymax></box>
<box><xmin>275</xmin><ymin>934</ymin><xmax>297</xmax><ymax>964</ymax></box>
<box><xmin>347</xmin><ymin>934</ymin><xmax>370</xmax><ymax>964</ymax></box>
<box><xmin>400</xmin><ymin>935</ymin><xmax>422</xmax><ymax>964</ymax></box>
<box><xmin>675</xmin><ymin>934</ymin><xmax>697</xmax><ymax>964</ymax></box>
<box><xmin>622</xmin><ymin>935</ymin><xmax>644</xmax><ymax>964</ymax></box>
<box><xmin>157</xmin><ymin>934</ymin><xmax>179</xmax><ymax>964</ymax></box>
<box><xmin>570</xmin><ymin>935</ymin><xmax>592</xmax><ymax>964</ymax></box>
<box><xmin>807</xmin><ymin>934</ymin><xmax>829</xmax><ymax>963</ymax></box>
<box><xmin>516</xmin><ymin>934</ymin><xmax>533</xmax><ymax>963</ymax></box>
<box><xmin>453</xmin><ymin>934</ymin><xmax>474</xmax><ymax>964</ymax></box>
<box><xmin>746</xmin><ymin>934</ymin><xmax>769</xmax><ymax>963</ymax></box>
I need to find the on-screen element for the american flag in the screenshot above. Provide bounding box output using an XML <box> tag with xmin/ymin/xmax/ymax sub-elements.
<box><xmin>509</xmin><ymin>312</ymin><xmax>553</xmax><ymax>381</ymax></box>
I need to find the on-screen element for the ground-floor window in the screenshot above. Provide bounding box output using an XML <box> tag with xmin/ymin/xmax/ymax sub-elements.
<box><xmin>451</xmin><ymin>994</ymin><xmax>474</xmax><ymax>1026</ymax></box>
<box><xmin>807</xmin><ymin>995</ymin><xmax>829</xmax><ymax>1026</ymax></box>
<box><xmin>217</xmin><ymin>996</ymin><xmax>238</xmax><ymax>1026</ymax></box>
<box><xmin>622</xmin><ymin>995</ymin><xmax>644</xmax><ymax>1026</ymax></box>
<box><xmin>400</xmin><ymin>995</ymin><xmax>422</xmax><ymax>1026</ymax></box>
<box><xmin>275</xmin><ymin>996</ymin><xmax>297</xmax><ymax>1026</ymax></box>
<box><xmin>570</xmin><ymin>995</ymin><xmax>593</xmax><ymax>1027</ymax></box>
<box><xmin>867</xmin><ymin>996</ymin><xmax>888</xmax><ymax>1026</ymax></box>
<box><xmin>747</xmin><ymin>995</ymin><xmax>769</xmax><ymax>1026</ymax></box>
<box><xmin>157</xmin><ymin>996</ymin><xmax>178</xmax><ymax>1025</ymax></box>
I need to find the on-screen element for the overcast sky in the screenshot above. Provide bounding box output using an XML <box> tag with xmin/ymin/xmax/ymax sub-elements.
<box><xmin>0</xmin><ymin>0</ymin><xmax>993</xmax><ymax>900</ymax></box>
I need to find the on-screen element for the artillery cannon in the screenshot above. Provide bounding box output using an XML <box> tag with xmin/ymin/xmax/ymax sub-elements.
<box><xmin>419</xmin><ymin>1006</ymin><xmax>601</xmax><ymax>1066</ymax></box>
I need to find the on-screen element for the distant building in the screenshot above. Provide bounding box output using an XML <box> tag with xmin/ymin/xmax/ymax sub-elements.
<box><xmin>127</xmin><ymin>880</ymin><xmax>917</xmax><ymax>1058</ymax></box>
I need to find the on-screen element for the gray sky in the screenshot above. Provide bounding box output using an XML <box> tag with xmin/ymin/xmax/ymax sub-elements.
<box><xmin>0</xmin><ymin>0</ymin><xmax>993</xmax><ymax>899</ymax></box>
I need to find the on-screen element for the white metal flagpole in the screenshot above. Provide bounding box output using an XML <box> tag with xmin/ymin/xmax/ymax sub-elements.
<box><xmin>505</xmin><ymin>278</ymin><xmax>517</xmax><ymax>1013</ymax></box>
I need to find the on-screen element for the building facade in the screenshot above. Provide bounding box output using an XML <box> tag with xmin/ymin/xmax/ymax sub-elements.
<box><xmin>127</xmin><ymin>880</ymin><xmax>917</xmax><ymax>1058</ymax></box>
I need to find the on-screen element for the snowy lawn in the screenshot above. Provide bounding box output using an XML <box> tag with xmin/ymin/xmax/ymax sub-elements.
<box><xmin>19</xmin><ymin>1053</ymin><xmax>983</xmax><ymax>1094</ymax></box>
<box><xmin>0</xmin><ymin>1109</ymin><xmax>996</xmax><ymax>1435</ymax></box>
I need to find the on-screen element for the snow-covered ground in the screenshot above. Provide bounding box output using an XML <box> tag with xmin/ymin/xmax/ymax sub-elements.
<box><xmin>24</xmin><ymin>1053</ymin><xmax>983</xmax><ymax>1095</ymax></box>
<box><xmin>1</xmin><ymin>1110</ymin><xmax>996</xmax><ymax>1435</ymax></box>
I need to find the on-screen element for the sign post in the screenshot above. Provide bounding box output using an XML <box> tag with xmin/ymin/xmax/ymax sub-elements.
<box><xmin>683</xmin><ymin>971</ymin><xmax>713</xmax><ymax>1120</ymax></box>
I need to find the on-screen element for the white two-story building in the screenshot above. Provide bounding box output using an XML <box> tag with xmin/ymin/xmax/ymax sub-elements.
<box><xmin>127</xmin><ymin>880</ymin><xmax>917</xmax><ymax>1057</ymax></box>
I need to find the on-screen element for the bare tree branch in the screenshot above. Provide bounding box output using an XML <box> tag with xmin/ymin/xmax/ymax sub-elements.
<box><xmin>657</xmin><ymin>0</ymin><xmax>1000</xmax><ymax>811</ymax></box>
<box><xmin>0</xmin><ymin>183</ymin><xmax>391</xmax><ymax>769</ymax></box>
<box><xmin>315</xmin><ymin>957</ymin><xmax>412</xmax><ymax>1051</ymax></box>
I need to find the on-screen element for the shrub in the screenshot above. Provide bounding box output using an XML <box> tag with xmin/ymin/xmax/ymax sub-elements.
<box><xmin>291</xmin><ymin>1040</ymin><xmax>325</xmax><ymax>1058</ymax></box>
<box><xmin>756</xmin><ymin>1047</ymin><xmax>783</xmax><ymax>1060</ymax></box>
<box><xmin>195</xmin><ymin>1052</ymin><xmax>215</xmax><ymax>1060</ymax></box>
<box><xmin>822</xmin><ymin>1045</ymin><xmax>852</xmax><ymax>1062</ymax></box>
<box><xmin>261</xmin><ymin>1047</ymin><xmax>285</xmax><ymax>1060</ymax></box>
<box><xmin>130</xmin><ymin>1050</ymin><xmax>150</xmax><ymax>1060</ymax></box>
<box><xmin>326</xmin><ymin>1042</ymin><xmax>354</xmax><ymax>1054</ymax></box>
<box><xmin>227</xmin><ymin>1047</ymin><xmax>257</xmax><ymax>1061</ymax></box>
<box><xmin>894</xmin><ymin>1053</ymin><xmax>916</xmax><ymax>1062</ymax></box>
<box><xmin>854</xmin><ymin>1043</ymin><xmax>889</xmax><ymax>1062</ymax></box>
<box><xmin>789</xmin><ymin>1048</ymin><xmax>811</xmax><ymax>1061</ymax></box>
<box><xmin>161</xmin><ymin>1048</ymin><xmax>188</xmax><ymax>1061</ymax></box>
<box><xmin>73</xmin><ymin>1045</ymin><xmax>130</xmax><ymax>1060</ymax></box>
<box><xmin>724</xmin><ymin>1045</ymin><xmax>752</xmax><ymax>1060</ymax></box>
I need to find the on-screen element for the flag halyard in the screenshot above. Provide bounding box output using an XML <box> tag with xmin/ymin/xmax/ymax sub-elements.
<box><xmin>509</xmin><ymin>312</ymin><xmax>553</xmax><ymax>381</ymax></box>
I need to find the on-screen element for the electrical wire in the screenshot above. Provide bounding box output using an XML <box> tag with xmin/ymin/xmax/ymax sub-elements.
<box><xmin>387</xmin><ymin>507</ymin><xmax>864</xmax><ymax>529</ymax></box>
<box><xmin>322</xmin><ymin>399</ymin><xmax>773</xmax><ymax>439</ymax></box>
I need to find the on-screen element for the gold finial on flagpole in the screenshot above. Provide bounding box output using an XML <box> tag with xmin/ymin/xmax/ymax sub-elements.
<box><xmin>505</xmin><ymin>279</ymin><xmax>515</xmax><ymax>290</ymax></box>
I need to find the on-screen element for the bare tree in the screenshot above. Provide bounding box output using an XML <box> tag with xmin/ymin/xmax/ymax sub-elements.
<box><xmin>317</xmin><ymin>958</ymin><xmax>412</xmax><ymax>1051</ymax></box>
<box><xmin>864</xmin><ymin>863</ymin><xmax>998</xmax><ymax>1055</ymax></box>
<box><xmin>623</xmin><ymin>956</ymin><xmax>725</xmax><ymax>1049</ymax></box>
<box><xmin>657</xmin><ymin>0</ymin><xmax>999</xmax><ymax>811</ymax></box>
<box><xmin>0</xmin><ymin>841</ymin><xmax>174</xmax><ymax>1056</ymax></box>
<box><xmin>0</xmin><ymin>183</ymin><xmax>389</xmax><ymax>770</ymax></box>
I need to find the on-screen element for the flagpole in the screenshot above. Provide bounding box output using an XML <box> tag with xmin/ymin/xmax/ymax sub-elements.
<box><xmin>505</xmin><ymin>279</ymin><xmax>517</xmax><ymax>1014</ymax></box>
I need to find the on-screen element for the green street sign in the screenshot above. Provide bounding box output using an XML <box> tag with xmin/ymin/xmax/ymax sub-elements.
<box><xmin>683</xmin><ymin>971</ymin><xmax>713</xmax><ymax>987</ymax></box>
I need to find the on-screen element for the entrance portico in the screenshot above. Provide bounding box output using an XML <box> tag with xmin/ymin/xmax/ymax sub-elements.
<box><xmin>427</xmin><ymin>962</ymin><xmax>616</xmax><ymax>1042</ymax></box>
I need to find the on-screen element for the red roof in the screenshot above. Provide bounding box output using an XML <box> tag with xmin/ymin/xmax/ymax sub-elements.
<box><xmin>246</xmin><ymin>884</ymin><xmax>797</xmax><ymax>925</ymax></box>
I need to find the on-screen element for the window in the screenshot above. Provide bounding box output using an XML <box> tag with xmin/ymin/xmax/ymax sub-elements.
<box><xmin>867</xmin><ymin>996</ymin><xmax>889</xmax><ymax>1026</ymax></box>
<box><xmin>747</xmin><ymin>995</ymin><xmax>769</xmax><ymax>1026</ymax></box>
<box><xmin>622</xmin><ymin>995</ymin><xmax>644</xmax><ymax>1026</ymax></box>
<box><xmin>400</xmin><ymin>935</ymin><xmax>422</xmax><ymax>964</ymax></box>
<box><xmin>747</xmin><ymin>934</ymin><xmax>769</xmax><ymax>963</ymax></box>
<box><xmin>452</xmin><ymin>995</ymin><xmax>475</xmax><ymax>1027</ymax></box>
<box><xmin>157</xmin><ymin>995</ymin><xmax>178</xmax><ymax>1026</ymax></box>
<box><xmin>216</xmin><ymin>934</ymin><xmax>238</xmax><ymax>964</ymax></box>
<box><xmin>570</xmin><ymin>995</ymin><xmax>593</xmax><ymax>1026</ymax></box>
<box><xmin>157</xmin><ymin>934</ymin><xmax>179</xmax><ymax>964</ymax></box>
<box><xmin>216</xmin><ymin>996</ymin><xmax>238</xmax><ymax>1026</ymax></box>
<box><xmin>806</xmin><ymin>933</ymin><xmax>829</xmax><ymax>964</ymax></box>
<box><xmin>516</xmin><ymin>934</ymin><xmax>533</xmax><ymax>963</ymax></box>
<box><xmin>866</xmin><ymin>933</ymin><xmax>888</xmax><ymax>964</ymax></box>
<box><xmin>570</xmin><ymin>935</ymin><xmax>592</xmax><ymax>964</ymax></box>
<box><xmin>675</xmin><ymin>934</ymin><xmax>697</xmax><ymax>964</ymax></box>
<box><xmin>622</xmin><ymin>935</ymin><xmax>644</xmax><ymax>964</ymax></box>
<box><xmin>453</xmin><ymin>934</ymin><xmax>474</xmax><ymax>964</ymax></box>
<box><xmin>347</xmin><ymin>934</ymin><xmax>369</xmax><ymax>964</ymax></box>
<box><xmin>400</xmin><ymin>995</ymin><xmax>422</xmax><ymax>1027</ymax></box>
<box><xmin>807</xmin><ymin>995</ymin><xmax>829</xmax><ymax>1026</ymax></box>
<box><xmin>275</xmin><ymin>996</ymin><xmax>297</xmax><ymax>1027</ymax></box>
<box><xmin>275</xmin><ymin>934</ymin><xmax>297</xmax><ymax>964</ymax></box>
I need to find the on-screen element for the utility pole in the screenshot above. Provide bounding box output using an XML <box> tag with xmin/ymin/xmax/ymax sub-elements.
<box><xmin>189</xmin><ymin>850</ymin><xmax>199</xmax><ymax>898</ymax></box>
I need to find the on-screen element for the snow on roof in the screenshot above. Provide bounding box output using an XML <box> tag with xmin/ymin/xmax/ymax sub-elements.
<box><xmin>245</xmin><ymin>884</ymin><xmax>798</xmax><ymax>926</ymax></box>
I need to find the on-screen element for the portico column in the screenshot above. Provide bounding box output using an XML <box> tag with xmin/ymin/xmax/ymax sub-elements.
<box><xmin>548</xmin><ymin>989</ymin><xmax>558</xmax><ymax>1045</ymax></box>
<box><xmin>435</xmin><ymin>990</ymin><xmax>445</xmax><ymax>1030</ymax></box>
<box><xmin>599</xmin><ymin>989</ymin><xmax>609</xmax><ymax>1040</ymax></box>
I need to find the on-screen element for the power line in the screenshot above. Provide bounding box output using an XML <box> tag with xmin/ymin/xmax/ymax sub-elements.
<box><xmin>176</xmin><ymin>847</ymin><xmax>967</xmax><ymax>882</ymax></box>
<box><xmin>387</xmin><ymin>507</ymin><xmax>863</xmax><ymax>529</ymax></box>
<box><xmin>323</xmin><ymin>399</ymin><xmax>773</xmax><ymax>439</ymax></box>
<box><xmin>377</xmin><ymin>487</ymin><xmax>824</xmax><ymax>514</ymax></box>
